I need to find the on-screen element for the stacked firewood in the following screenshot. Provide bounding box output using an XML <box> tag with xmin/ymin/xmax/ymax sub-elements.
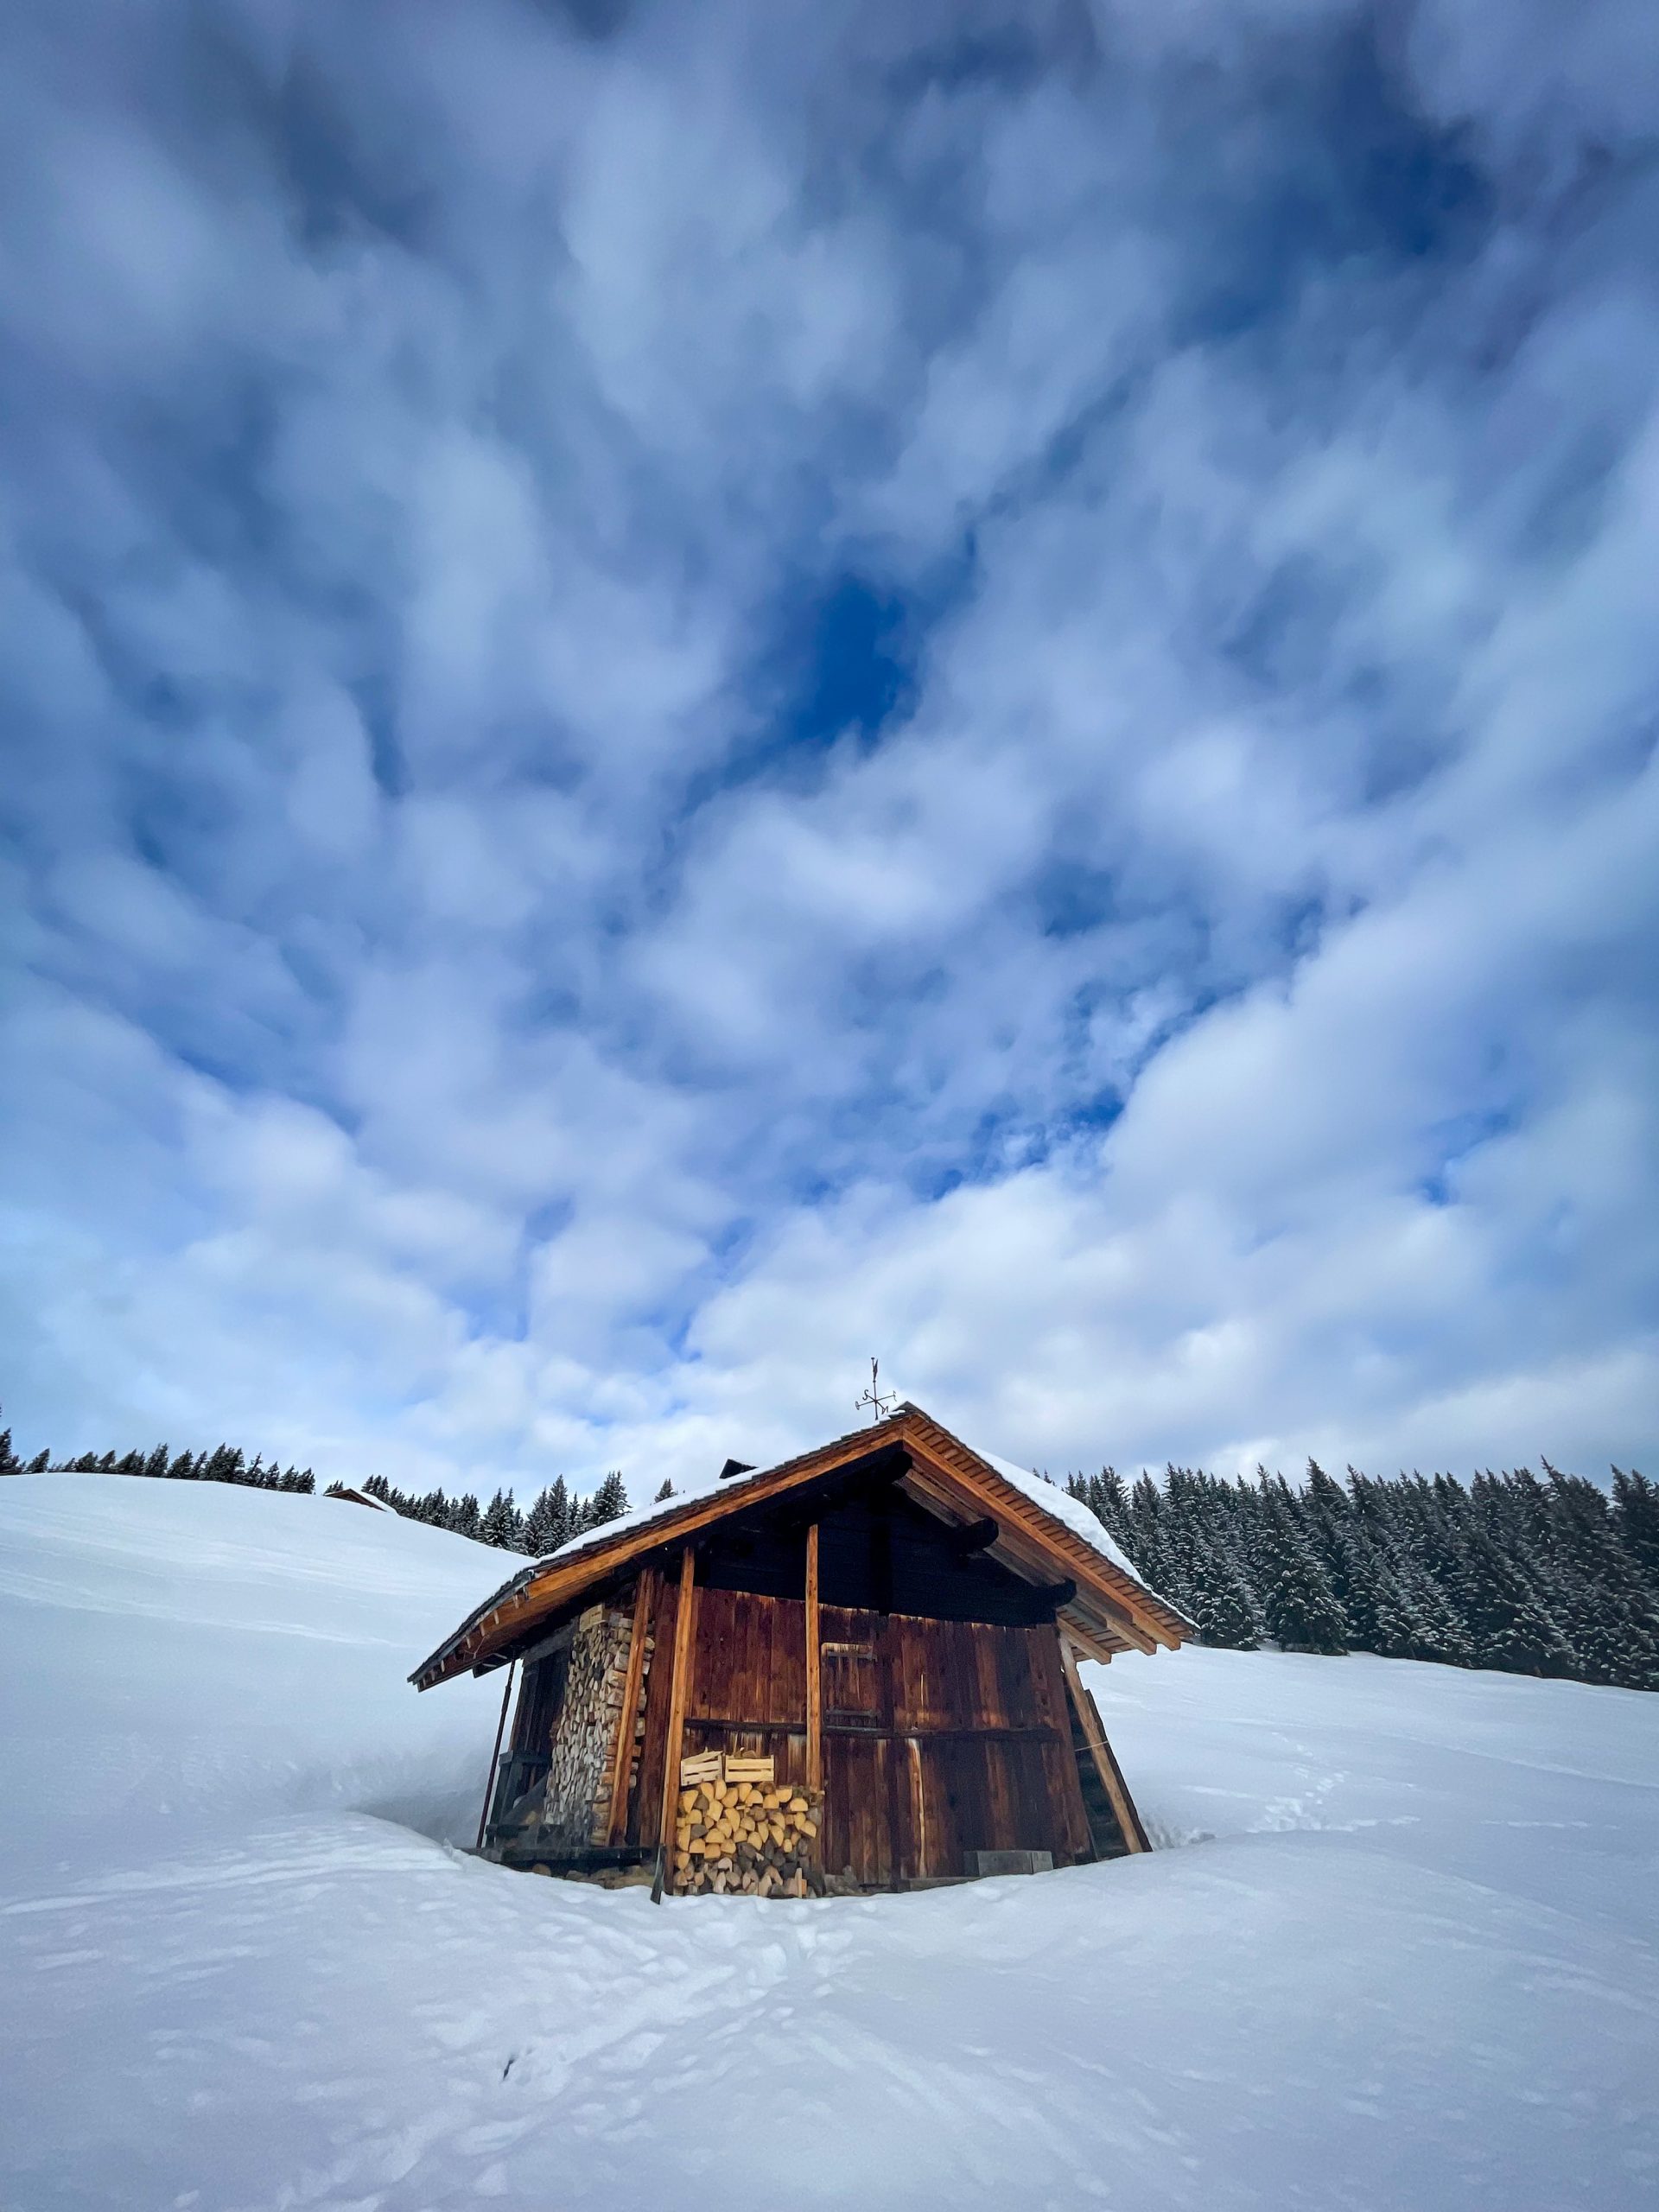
<box><xmin>540</xmin><ymin>1604</ymin><xmax>637</xmax><ymax>1847</ymax></box>
<box><xmin>673</xmin><ymin>1752</ymin><xmax>824</xmax><ymax>1897</ymax></box>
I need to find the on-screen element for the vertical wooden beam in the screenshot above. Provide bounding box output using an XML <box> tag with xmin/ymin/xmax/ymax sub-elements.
<box><xmin>474</xmin><ymin>1661</ymin><xmax>516</xmax><ymax>1852</ymax></box>
<box><xmin>1058</xmin><ymin>1636</ymin><xmax>1150</xmax><ymax>1854</ymax></box>
<box><xmin>804</xmin><ymin>1522</ymin><xmax>822</xmax><ymax>1792</ymax></box>
<box><xmin>606</xmin><ymin>1571</ymin><xmax>656</xmax><ymax>1844</ymax></box>
<box><xmin>1032</xmin><ymin>1624</ymin><xmax>1093</xmax><ymax>1865</ymax></box>
<box><xmin>652</xmin><ymin>1547</ymin><xmax>698</xmax><ymax>1897</ymax></box>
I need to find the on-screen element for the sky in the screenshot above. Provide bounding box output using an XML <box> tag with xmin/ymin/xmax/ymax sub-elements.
<box><xmin>2</xmin><ymin>0</ymin><xmax>1656</xmax><ymax>1501</ymax></box>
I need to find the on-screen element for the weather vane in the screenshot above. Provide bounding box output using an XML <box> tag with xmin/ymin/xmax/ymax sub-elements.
<box><xmin>855</xmin><ymin>1357</ymin><xmax>896</xmax><ymax>1425</ymax></box>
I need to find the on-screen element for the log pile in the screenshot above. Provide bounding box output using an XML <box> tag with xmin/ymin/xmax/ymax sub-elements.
<box><xmin>540</xmin><ymin>1604</ymin><xmax>636</xmax><ymax>1847</ymax></box>
<box><xmin>672</xmin><ymin>1752</ymin><xmax>825</xmax><ymax>1897</ymax></box>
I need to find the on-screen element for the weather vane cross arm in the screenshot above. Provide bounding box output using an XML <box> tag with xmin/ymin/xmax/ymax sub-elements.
<box><xmin>855</xmin><ymin>1357</ymin><xmax>896</xmax><ymax>1423</ymax></box>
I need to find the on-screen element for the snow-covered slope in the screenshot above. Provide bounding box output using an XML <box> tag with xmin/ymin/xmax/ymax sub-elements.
<box><xmin>3</xmin><ymin>1475</ymin><xmax>1656</xmax><ymax>2212</ymax></box>
<box><xmin>0</xmin><ymin>1474</ymin><xmax>510</xmax><ymax>1878</ymax></box>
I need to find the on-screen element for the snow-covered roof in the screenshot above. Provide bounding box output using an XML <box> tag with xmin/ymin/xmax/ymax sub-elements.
<box><xmin>976</xmin><ymin>1450</ymin><xmax>1148</xmax><ymax>1586</ymax></box>
<box><xmin>411</xmin><ymin>1403</ymin><xmax>1190</xmax><ymax>1688</ymax></box>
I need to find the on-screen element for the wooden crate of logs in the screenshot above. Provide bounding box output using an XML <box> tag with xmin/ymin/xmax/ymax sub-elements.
<box><xmin>672</xmin><ymin>1751</ymin><xmax>826</xmax><ymax>1897</ymax></box>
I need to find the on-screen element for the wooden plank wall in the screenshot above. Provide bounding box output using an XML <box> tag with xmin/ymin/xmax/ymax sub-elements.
<box><xmin>818</xmin><ymin>1600</ymin><xmax>1090</xmax><ymax>1883</ymax></box>
<box><xmin>681</xmin><ymin>1584</ymin><xmax>810</xmax><ymax>1792</ymax></box>
<box><xmin>619</xmin><ymin>1580</ymin><xmax>1093</xmax><ymax>1884</ymax></box>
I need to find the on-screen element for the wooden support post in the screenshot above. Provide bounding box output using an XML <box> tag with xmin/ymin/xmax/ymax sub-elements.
<box><xmin>651</xmin><ymin>1547</ymin><xmax>698</xmax><ymax>1900</ymax></box>
<box><xmin>474</xmin><ymin>1660</ymin><xmax>516</xmax><ymax>1852</ymax></box>
<box><xmin>805</xmin><ymin>1521</ymin><xmax>822</xmax><ymax>1793</ymax></box>
<box><xmin>606</xmin><ymin>1570</ymin><xmax>656</xmax><ymax>1844</ymax></box>
<box><xmin>1058</xmin><ymin>1637</ymin><xmax>1151</xmax><ymax>1854</ymax></box>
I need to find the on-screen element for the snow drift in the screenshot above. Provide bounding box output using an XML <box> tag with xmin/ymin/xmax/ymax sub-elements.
<box><xmin>2</xmin><ymin>1472</ymin><xmax>1656</xmax><ymax>2211</ymax></box>
<box><xmin>0</xmin><ymin>1473</ymin><xmax>510</xmax><ymax>1877</ymax></box>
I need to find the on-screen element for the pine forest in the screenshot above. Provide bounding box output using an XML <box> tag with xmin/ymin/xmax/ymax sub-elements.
<box><xmin>1065</xmin><ymin>1459</ymin><xmax>1659</xmax><ymax>1692</ymax></box>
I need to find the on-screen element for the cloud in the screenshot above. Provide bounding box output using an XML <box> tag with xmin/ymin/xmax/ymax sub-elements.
<box><xmin>2</xmin><ymin>0</ymin><xmax>1655</xmax><ymax>1497</ymax></box>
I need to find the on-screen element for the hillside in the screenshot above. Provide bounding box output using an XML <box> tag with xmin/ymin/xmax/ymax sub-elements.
<box><xmin>2</xmin><ymin>1474</ymin><xmax>1656</xmax><ymax>2210</ymax></box>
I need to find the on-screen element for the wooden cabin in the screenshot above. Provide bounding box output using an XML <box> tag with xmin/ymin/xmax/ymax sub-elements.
<box><xmin>323</xmin><ymin>1483</ymin><xmax>391</xmax><ymax>1510</ymax></box>
<box><xmin>410</xmin><ymin>1403</ymin><xmax>1189</xmax><ymax>1894</ymax></box>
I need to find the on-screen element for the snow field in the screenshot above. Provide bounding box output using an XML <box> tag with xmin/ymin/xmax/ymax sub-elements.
<box><xmin>3</xmin><ymin>1473</ymin><xmax>1656</xmax><ymax>2210</ymax></box>
<box><xmin>0</xmin><ymin>1475</ymin><xmax>511</xmax><ymax>1877</ymax></box>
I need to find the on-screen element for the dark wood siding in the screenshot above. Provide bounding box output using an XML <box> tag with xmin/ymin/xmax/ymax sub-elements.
<box><xmin>617</xmin><ymin>1554</ymin><xmax>1094</xmax><ymax>1884</ymax></box>
<box><xmin>687</xmin><ymin>1586</ymin><xmax>807</xmax><ymax>1727</ymax></box>
<box><xmin>816</xmin><ymin>1604</ymin><xmax>1089</xmax><ymax>1883</ymax></box>
<box><xmin>679</xmin><ymin>1586</ymin><xmax>810</xmax><ymax>1793</ymax></box>
<box><xmin>823</xmin><ymin>1735</ymin><xmax>899</xmax><ymax>1887</ymax></box>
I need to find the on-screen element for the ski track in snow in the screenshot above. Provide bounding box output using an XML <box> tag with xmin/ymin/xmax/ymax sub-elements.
<box><xmin>2</xmin><ymin>1475</ymin><xmax>1656</xmax><ymax>2211</ymax></box>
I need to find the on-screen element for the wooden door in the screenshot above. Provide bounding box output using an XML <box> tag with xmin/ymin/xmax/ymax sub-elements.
<box><xmin>817</xmin><ymin>1606</ymin><xmax>1091</xmax><ymax>1889</ymax></box>
<box><xmin>819</xmin><ymin>1605</ymin><xmax>906</xmax><ymax>1886</ymax></box>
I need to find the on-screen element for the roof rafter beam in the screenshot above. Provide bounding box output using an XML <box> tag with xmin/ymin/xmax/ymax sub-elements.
<box><xmin>943</xmin><ymin>1515</ymin><xmax>1000</xmax><ymax>1554</ymax></box>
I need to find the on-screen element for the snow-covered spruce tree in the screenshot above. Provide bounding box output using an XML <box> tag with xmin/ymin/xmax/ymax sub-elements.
<box><xmin>1234</xmin><ymin>1469</ymin><xmax>1282</xmax><ymax>1605</ymax></box>
<box><xmin>1300</xmin><ymin>1459</ymin><xmax>1351</xmax><ymax>1554</ymax></box>
<box><xmin>1065</xmin><ymin>1467</ymin><xmax>1133</xmax><ymax>1550</ymax></box>
<box><xmin>1154</xmin><ymin>1467</ymin><xmax>1207</xmax><ymax>1613</ymax></box>
<box><xmin>480</xmin><ymin>1490</ymin><xmax>524</xmax><ymax>1549</ymax></box>
<box><xmin>1545</xmin><ymin>1466</ymin><xmax>1659</xmax><ymax>1688</ymax></box>
<box><xmin>1294</xmin><ymin>1460</ymin><xmax>1401</xmax><ymax>1653</ymax></box>
<box><xmin>1377</xmin><ymin>1535</ymin><xmax>1473</xmax><ymax>1665</ymax></box>
<box><xmin>522</xmin><ymin>1477</ymin><xmax>572</xmax><ymax>1556</ymax></box>
<box><xmin>654</xmin><ymin>1478</ymin><xmax>676</xmax><ymax>1502</ymax></box>
<box><xmin>1165</xmin><ymin>1467</ymin><xmax>1263</xmax><ymax>1643</ymax></box>
<box><xmin>1258</xmin><ymin>1487</ymin><xmax>1350</xmax><ymax>1654</ymax></box>
<box><xmin>1323</xmin><ymin>1520</ymin><xmax>1390</xmax><ymax>1653</ymax></box>
<box><xmin>1264</xmin><ymin>1552</ymin><xmax>1350</xmax><ymax>1653</ymax></box>
<box><xmin>577</xmin><ymin>1470</ymin><xmax>629</xmax><ymax>1534</ymax></box>
<box><xmin>1611</xmin><ymin>1469</ymin><xmax>1659</xmax><ymax>1596</ymax></box>
<box><xmin>1455</xmin><ymin>1529</ymin><xmax>1579</xmax><ymax>1679</ymax></box>
<box><xmin>1340</xmin><ymin>1470</ymin><xmax>1437</xmax><ymax>1659</ymax></box>
<box><xmin>1190</xmin><ymin>1539</ymin><xmax>1264</xmax><ymax>1649</ymax></box>
<box><xmin>1122</xmin><ymin>1473</ymin><xmax>1194</xmax><ymax>1618</ymax></box>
